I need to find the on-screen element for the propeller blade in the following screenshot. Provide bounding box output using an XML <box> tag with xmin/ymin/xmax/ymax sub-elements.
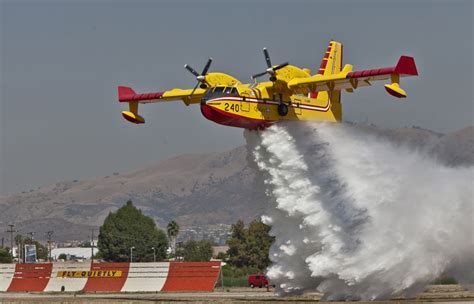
<box><xmin>251</xmin><ymin>71</ymin><xmax>268</xmax><ymax>79</ymax></box>
<box><xmin>263</xmin><ymin>48</ymin><xmax>272</xmax><ymax>68</ymax></box>
<box><xmin>201</xmin><ymin>58</ymin><xmax>213</xmax><ymax>75</ymax></box>
<box><xmin>190</xmin><ymin>81</ymin><xmax>200</xmax><ymax>97</ymax></box>
<box><xmin>184</xmin><ymin>64</ymin><xmax>200</xmax><ymax>77</ymax></box>
<box><xmin>273</xmin><ymin>62</ymin><xmax>289</xmax><ymax>71</ymax></box>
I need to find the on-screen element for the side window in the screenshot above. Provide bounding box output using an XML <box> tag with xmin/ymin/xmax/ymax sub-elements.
<box><xmin>255</xmin><ymin>275</ymin><xmax>260</xmax><ymax>280</ymax></box>
<box><xmin>224</xmin><ymin>87</ymin><xmax>233</xmax><ymax>94</ymax></box>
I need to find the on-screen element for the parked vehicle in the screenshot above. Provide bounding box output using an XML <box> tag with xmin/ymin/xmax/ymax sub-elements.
<box><xmin>247</xmin><ymin>274</ymin><xmax>269</xmax><ymax>288</ymax></box>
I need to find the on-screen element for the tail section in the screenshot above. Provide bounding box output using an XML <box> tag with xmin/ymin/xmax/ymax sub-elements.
<box><xmin>317</xmin><ymin>40</ymin><xmax>343</xmax><ymax>76</ymax></box>
<box><xmin>118</xmin><ymin>86</ymin><xmax>136</xmax><ymax>101</ymax></box>
<box><xmin>309</xmin><ymin>41</ymin><xmax>343</xmax><ymax>121</ymax></box>
<box><xmin>310</xmin><ymin>40</ymin><xmax>343</xmax><ymax>109</ymax></box>
<box><xmin>118</xmin><ymin>86</ymin><xmax>145</xmax><ymax>124</ymax></box>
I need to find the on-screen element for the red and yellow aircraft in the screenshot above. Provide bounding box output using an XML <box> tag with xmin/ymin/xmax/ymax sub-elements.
<box><xmin>118</xmin><ymin>41</ymin><xmax>418</xmax><ymax>129</ymax></box>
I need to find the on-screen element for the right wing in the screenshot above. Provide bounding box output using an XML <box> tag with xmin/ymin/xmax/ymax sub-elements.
<box><xmin>288</xmin><ymin>56</ymin><xmax>418</xmax><ymax>98</ymax></box>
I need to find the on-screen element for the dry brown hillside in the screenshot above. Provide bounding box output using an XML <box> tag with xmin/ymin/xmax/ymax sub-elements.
<box><xmin>0</xmin><ymin>124</ymin><xmax>472</xmax><ymax>242</ymax></box>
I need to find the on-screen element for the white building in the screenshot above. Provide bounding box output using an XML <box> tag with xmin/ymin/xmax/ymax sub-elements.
<box><xmin>51</xmin><ymin>247</ymin><xmax>96</xmax><ymax>261</ymax></box>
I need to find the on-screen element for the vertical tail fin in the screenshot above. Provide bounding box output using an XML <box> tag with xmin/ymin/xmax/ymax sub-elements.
<box><xmin>317</xmin><ymin>40</ymin><xmax>343</xmax><ymax>76</ymax></box>
<box><xmin>310</xmin><ymin>41</ymin><xmax>343</xmax><ymax>121</ymax></box>
<box><xmin>310</xmin><ymin>41</ymin><xmax>344</xmax><ymax>102</ymax></box>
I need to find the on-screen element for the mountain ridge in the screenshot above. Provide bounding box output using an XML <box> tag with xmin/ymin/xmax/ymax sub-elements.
<box><xmin>1</xmin><ymin>124</ymin><xmax>472</xmax><ymax>242</ymax></box>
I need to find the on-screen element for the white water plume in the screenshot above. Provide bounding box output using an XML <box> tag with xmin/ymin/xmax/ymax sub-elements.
<box><xmin>244</xmin><ymin>122</ymin><xmax>474</xmax><ymax>300</ymax></box>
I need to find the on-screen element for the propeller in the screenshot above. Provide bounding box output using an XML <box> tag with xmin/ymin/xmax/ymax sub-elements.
<box><xmin>251</xmin><ymin>48</ymin><xmax>289</xmax><ymax>81</ymax></box>
<box><xmin>184</xmin><ymin>58</ymin><xmax>213</xmax><ymax>96</ymax></box>
<box><xmin>252</xmin><ymin>48</ymin><xmax>290</xmax><ymax>116</ymax></box>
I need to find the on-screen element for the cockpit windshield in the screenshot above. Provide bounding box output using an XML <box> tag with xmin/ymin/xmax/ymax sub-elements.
<box><xmin>201</xmin><ymin>86</ymin><xmax>239</xmax><ymax>103</ymax></box>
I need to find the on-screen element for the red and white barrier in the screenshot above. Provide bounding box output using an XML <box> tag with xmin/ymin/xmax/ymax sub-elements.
<box><xmin>121</xmin><ymin>262</ymin><xmax>169</xmax><ymax>292</ymax></box>
<box><xmin>0</xmin><ymin>264</ymin><xmax>15</xmax><ymax>292</ymax></box>
<box><xmin>0</xmin><ymin>261</ymin><xmax>220</xmax><ymax>292</ymax></box>
<box><xmin>44</xmin><ymin>262</ymin><xmax>91</xmax><ymax>292</ymax></box>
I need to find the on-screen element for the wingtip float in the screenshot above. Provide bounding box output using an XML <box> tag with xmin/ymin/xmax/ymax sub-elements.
<box><xmin>117</xmin><ymin>41</ymin><xmax>418</xmax><ymax>130</ymax></box>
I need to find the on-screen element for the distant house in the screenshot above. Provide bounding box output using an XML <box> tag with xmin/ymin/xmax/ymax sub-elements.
<box><xmin>51</xmin><ymin>247</ymin><xmax>96</xmax><ymax>261</ymax></box>
<box><xmin>212</xmin><ymin>245</ymin><xmax>229</xmax><ymax>257</ymax></box>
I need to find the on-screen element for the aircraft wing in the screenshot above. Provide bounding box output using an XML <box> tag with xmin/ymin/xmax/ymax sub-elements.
<box><xmin>118</xmin><ymin>86</ymin><xmax>206</xmax><ymax>124</ymax></box>
<box><xmin>287</xmin><ymin>56</ymin><xmax>418</xmax><ymax>98</ymax></box>
<box><xmin>118</xmin><ymin>86</ymin><xmax>206</xmax><ymax>105</ymax></box>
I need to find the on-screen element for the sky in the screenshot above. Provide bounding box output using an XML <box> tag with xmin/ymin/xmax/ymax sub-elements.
<box><xmin>0</xmin><ymin>0</ymin><xmax>473</xmax><ymax>195</ymax></box>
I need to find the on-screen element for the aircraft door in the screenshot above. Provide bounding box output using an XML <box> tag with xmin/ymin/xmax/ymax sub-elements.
<box><xmin>291</xmin><ymin>97</ymin><xmax>302</xmax><ymax>115</ymax></box>
<box><xmin>241</xmin><ymin>98</ymin><xmax>250</xmax><ymax>112</ymax></box>
<box><xmin>240</xmin><ymin>91</ymin><xmax>250</xmax><ymax>112</ymax></box>
<box><xmin>294</xmin><ymin>103</ymin><xmax>302</xmax><ymax>115</ymax></box>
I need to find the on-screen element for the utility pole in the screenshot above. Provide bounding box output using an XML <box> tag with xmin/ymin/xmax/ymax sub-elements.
<box><xmin>7</xmin><ymin>224</ymin><xmax>15</xmax><ymax>261</ymax></box>
<box><xmin>46</xmin><ymin>231</ymin><xmax>53</xmax><ymax>262</ymax></box>
<box><xmin>91</xmin><ymin>229</ymin><xmax>94</xmax><ymax>264</ymax></box>
<box><xmin>130</xmin><ymin>246</ymin><xmax>135</xmax><ymax>262</ymax></box>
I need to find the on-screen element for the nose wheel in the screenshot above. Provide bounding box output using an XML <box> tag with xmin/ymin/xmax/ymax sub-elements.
<box><xmin>278</xmin><ymin>103</ymin><xmax>288</xmax><ymax>116</ymax></box>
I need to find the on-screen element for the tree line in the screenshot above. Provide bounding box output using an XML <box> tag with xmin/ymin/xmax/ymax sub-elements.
<box><xmin>97</xmin><ymin>200</ymin><xmax>274</xmax><ymax>271</ymax></box>
<box><xmin>1</xmin><ymin>200</ymin><xmax>274</xmax><ymax>272</ymax></box>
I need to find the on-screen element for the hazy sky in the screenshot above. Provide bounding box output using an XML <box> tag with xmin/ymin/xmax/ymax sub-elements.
<box><xmin>1</xmin><ymin>0</ymin><xmax>473</xmax><ymax>195</ymax></box>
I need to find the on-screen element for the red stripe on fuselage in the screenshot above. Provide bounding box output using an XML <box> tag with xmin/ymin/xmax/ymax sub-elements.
<box><xmin>201</xmin><ymin>104</ymin><xmax>273</xmax><ymax>130</ymax></box>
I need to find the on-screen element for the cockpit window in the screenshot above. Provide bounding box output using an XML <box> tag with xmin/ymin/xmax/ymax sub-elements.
<box><xmin>212</xmin><ymin>87</ymin><xmax>224</xmax><ymax>94</ymax></box>
<box><xmin>201</xmin><ymin>86</ymin><xmax>239</xmax><ymax>104</ymax></box>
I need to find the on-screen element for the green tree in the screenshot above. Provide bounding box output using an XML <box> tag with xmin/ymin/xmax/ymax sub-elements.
<box><xmin>0</xmin><ymin>248</ymin><xmax>13</xmax><ymax>263</ymax></box>
<box><xmin>215</xmin><ymin>251</ymin><xmax>228</xmax><ymax>260</ymax></box>
<box><xmin>227</xmin><ymin>220</ymin><xmax>248</xmax><ymax>267</ymax></box>
<box><xmin>58</xmin><ymin>253</ymin><xmax>68</xmax><ymax>260</ymax></box>
<box><xmin>98</xmin><ymin>200</ymin><xmax>168</xmax><ymax>262</ymax></box>
<box><xmin>8</xmin><ymin>235</ymin><xmax>47</xmax><ymax>262</ymax></box>
<box><xmin>227</xmin><ymin>219</ymin><xmax>274</xmax><ymax>270</ymax></box>
<box><xmin>167</xmin><ymin>220</ymin><xmax>180</xmax><ymax>256</ymax></box>
<box><xmin>182</xmin><ymin>240</ymin><xmax>213</xmax><ymax>262</ymax></box>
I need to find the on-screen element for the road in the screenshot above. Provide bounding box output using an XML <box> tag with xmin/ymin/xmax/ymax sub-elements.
<box><xmin>0</xmin><ymin>285</ymin><xmax>473</xmax><ymax>303</ymax></box>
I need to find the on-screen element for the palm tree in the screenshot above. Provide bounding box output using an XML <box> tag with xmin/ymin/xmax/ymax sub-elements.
<box><xmin>167</xmin><ymin>220</ymin><xmax>180</xmax><ymax>258</ymax></box>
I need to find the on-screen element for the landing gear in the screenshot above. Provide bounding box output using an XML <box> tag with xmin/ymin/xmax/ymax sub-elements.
<box><xmin>278</xmin><ymin>103</ymin><xmax>288</xmax><ymax>116</ymax></box>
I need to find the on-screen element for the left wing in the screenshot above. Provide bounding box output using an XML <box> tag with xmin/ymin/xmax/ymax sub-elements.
<box><xmin>287</xmin><ymin>56</ymin><xmax>418</xmax><ymax>98</ymax></box>
<box><xmin>118</xmin><ymin>86</ymin><xmax>206</xmax><ymax>124</ymax></box>
<box><xmin>118</xmin><ymin>72</ymin><xmax>241</xmax><ymax>124</ymax></box>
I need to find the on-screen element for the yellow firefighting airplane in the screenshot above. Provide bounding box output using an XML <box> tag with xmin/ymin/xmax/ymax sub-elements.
<box><xmin>118</xmin><ymin>41</ymin><xmax>418</xmax><ymax>129</ymax></box>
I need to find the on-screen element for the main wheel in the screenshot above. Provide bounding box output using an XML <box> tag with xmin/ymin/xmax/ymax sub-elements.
<box><xmin>278</xmin><ymin>103</ymin><xmax>288</xmax><ymax>116</ymax></box>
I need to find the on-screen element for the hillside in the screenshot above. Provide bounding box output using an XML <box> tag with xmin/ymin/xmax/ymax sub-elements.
<box><xmin>0</xmin><ymin>124</ymin><xmax>472</xmax><ymax>242</ymax></box>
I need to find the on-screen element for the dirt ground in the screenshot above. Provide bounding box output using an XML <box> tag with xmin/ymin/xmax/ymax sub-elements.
<box><xmin>0</xmin><ymin>285</ymin><xmax>473</xmax><ymax>303</ymax></box>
